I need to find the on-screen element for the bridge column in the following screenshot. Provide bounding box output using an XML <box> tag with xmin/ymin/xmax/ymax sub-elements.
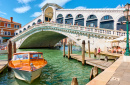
<box><xmin>68</xmin><ymin>42</ymin><xmax>70</xmax><ymax>59</ymax></box>
<box><xmin>7</xmin><ymin>40</ymin><xmax>12</xmax><ymax>71</ymax></box>
<box><xmin>88</xmin><ymin>40</ymin><xmax>91</xmax><ymax>58</ymax></box>
<box><xmin>63</xmin><ymin>42</ymin><xmax>65</xmax><ymax>57</ymax></box>
<box><xmin>82</xmin><ymin>40</ymin><xmax>85</xmax><ymax>65</ymax></box>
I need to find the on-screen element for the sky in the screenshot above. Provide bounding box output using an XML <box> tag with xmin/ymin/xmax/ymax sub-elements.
<box><xmin>0</xmin><ymin>0</ymin><xmax>130</xmax><ymax>26</ymax></box>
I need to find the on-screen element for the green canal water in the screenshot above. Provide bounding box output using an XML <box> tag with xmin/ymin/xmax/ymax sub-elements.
<box><xmin>0</xmin><ymin>47</ymin><xmax>102</xmax><ymax>85</ymax></box>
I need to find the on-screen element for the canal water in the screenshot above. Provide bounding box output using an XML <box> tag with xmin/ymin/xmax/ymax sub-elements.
<box><xmin>0</xmin><ymin>46</ymin><xmax>101</xmax><ymax>85</ymax></box>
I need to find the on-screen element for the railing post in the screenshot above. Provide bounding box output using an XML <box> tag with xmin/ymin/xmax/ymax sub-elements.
<box><xmin>82</xmin><ymin>40</ymin><xmax>85</xmax><ymax>65</ymax></box>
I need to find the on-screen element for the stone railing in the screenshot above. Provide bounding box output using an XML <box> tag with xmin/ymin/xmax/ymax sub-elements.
<box><xmin>11</xmin><ymin>22</ymin><xmax>128</xmax><ymax>41</ymax></box>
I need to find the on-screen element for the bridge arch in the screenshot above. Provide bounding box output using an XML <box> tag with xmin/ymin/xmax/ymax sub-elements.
<box><xmin>86</xmin><ymin>14</ymin><xmax>98</xmax><ymax>27</ymax></box>
<box><xmin>44</xmin><ymin>7</ymin><xmax>53</xmax><ymax>22</ymax></box>
<box><xmin>65</xmin><ymin>14</ymin><xmax>73</xmax><ymax>25</ymax></box>
<box><xmin>56</xmin><ymin>14</ymin><xmax>63</xmax><ymax>24</ymax></box>
<box><xmin>75</xmin><ymin>14</ymin><xmax>84</xmax><ymax>26</ymax></box>
<box><xmin>100</xmin><ymin>15</ymin><xmax>114</xmax><ymax>30</ymax></box>
<box><xmin>18</xmin><ymin>30</ymin><xmax>81</xmax><ymax>49</ymax></box>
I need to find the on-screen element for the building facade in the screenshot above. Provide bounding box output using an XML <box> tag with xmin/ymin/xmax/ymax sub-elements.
<box><xmin>15</xmin><ymin>3</ymin><xmax>130</xmax><ymax>35</ymax></box>
<box><xmin>0</xmin><ymin>17</ymin><xmax>21</xmax><ymax>43</ymax></box>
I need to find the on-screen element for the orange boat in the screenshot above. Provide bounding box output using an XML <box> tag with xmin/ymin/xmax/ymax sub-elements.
<box><xmin>8</xmin><ymin>52</ymin><xmax>47</xmax><ymax>83</ymax></box>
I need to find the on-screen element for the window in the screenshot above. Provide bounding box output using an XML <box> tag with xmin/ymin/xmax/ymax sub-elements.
<box><xmin>30</xmin><ymin>54</ymin><xmax>43</xmax><ymax>59</ymax></box>
<box><xmin>8</xmin><ymin>32</ymin><xmax>11</xmax><ymax>35</ymax></box>
<box><xmin>4</xmin><ymin>31</ymin><xmax>7</xmax><ymax>35</ymax></box>
<box><xmin>16</xmin><ymin>33</ymin><xmax>18</xmax><ymax>35</ymax></box>
<box><xmin>23</xmin><ymin>28</ymin><xmax>26</xmax><ymax>31</ymax></box>
<box><xmin>17</xmin><ymin>25</ymin><xmax>19</xmax><ymax>29</ymax></box>
<box><xmin>4</xmin><ymin>23</ymin><xmax>6</xmax><ymax>27</ymax></box>
<box><xmin>19</xmin><ymin>30</ymin><xmax>22</xmax><ymax>33</ymax></box>
<box><xmin>90</xmin><ymin>23</ymin><xmax>94</xmax><ymax>27</ymax></box>
<box><xmin>14</xmin><ymin>25</ymin><xmax>16</xmax><ymax>28</ymax></box>
<box><xmin>7</xmin><ymin>24</ymin><xmax>11</xmax><ymax>28</ymax></box>
<box><xmin>13</xmin><ymin>54</ymin><xmax>28</xmax><ymax>60</ymax></box>
<box><xmin>104</xmin><ymin>16</ymin><xmax>109</xmax><ymax>20</ymax></box>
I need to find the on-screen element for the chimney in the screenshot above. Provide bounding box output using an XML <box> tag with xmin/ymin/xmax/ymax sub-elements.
<box><xmin>10</xmin><ymin>17</ymin><xmax>13</xmax><ymax>23</ymax></box>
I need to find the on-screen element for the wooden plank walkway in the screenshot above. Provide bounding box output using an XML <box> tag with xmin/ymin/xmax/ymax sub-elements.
<box><xmin>86</xmin><ymin>51</ymin><xmax>122</xmax><ymax>57</ymax></box>
<box><xmin>65</xmin><ymin>54</ymin><xmax>113</xmax><ymax>69</ymax></box>
<box><xmin>0</xmin><ymin>60</ymin><xmax>8</xmax><ymax>73</ymax></box>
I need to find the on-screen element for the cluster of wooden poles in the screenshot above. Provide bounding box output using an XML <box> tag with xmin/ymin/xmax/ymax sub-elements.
<box><xmin>7</xmin><ymin>40</ymin><xmax>16</xmax><ymax>71</ymax></box>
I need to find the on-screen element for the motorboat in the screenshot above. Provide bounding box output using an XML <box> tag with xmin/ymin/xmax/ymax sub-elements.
<box><xmin>8</xmin><ymin>52</ymin><xmax>47</xmax><ymax>83</ymax></box>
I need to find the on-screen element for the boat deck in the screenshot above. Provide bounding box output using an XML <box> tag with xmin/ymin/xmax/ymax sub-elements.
<box><xmin>65</xmin><ymin>54</ymin><xmax>113</xmax><ymax>70</ymax></box>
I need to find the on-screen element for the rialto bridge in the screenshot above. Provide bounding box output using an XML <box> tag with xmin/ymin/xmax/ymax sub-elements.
<box><xmin>11</xmin><ymin>3</ymin><xmax>130</xmax><ymax>51</ymax></box>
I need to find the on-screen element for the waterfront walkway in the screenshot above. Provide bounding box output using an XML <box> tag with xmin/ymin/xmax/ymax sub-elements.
<box><xmin>0</xmin><ymin>60</ymin><xmax>8</xmax><ymax>73</ymax></box>
<box><xmin>65</xmin><ymin>54</ymin><xmax>113</xmax><ymax>69</ymax></box>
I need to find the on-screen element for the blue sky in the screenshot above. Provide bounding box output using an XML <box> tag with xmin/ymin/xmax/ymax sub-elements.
<box><xmin>0</xmin><ymin>0</ymin><xmax>130</xmax><ymax>26</ymax></box>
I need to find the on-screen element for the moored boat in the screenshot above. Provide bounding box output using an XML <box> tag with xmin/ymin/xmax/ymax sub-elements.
<box><xmin>8</xmin><ymin>52</ymin><xmax>47</xmax><ymax>83</ymax></box>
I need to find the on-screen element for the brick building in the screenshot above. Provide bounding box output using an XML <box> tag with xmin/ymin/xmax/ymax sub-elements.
<box><xmin>0</xmin><ymin>17</ymin><xmax>21</xmax><ymax>43</ymax></box>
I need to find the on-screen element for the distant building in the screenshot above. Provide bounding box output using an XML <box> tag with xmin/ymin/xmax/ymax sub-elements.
<box><xmin>0</xmin><ymin>17</ymin><xmax>21</xmax><ymax>43</ymax></box>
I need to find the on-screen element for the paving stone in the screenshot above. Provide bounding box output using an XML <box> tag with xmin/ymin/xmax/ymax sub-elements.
<box><xmin>119</xmin><ymin>81</ymin><xmax>130</xmax><ymax>85</ymax></box>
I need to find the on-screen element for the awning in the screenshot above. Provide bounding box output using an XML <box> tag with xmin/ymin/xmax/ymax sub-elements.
<box><xmin>2</xmin><ymin>37</ymin><xmax>12</xmax><ymax>39</ymax></box>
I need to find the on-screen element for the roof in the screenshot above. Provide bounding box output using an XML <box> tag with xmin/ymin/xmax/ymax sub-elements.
<box><xmin>41</xmin><ymin>3</ymin><xmax>63</xmax><ymax>10</ymax></box>
<box><xmin>14</xmin><ymin>52</ymin><xmax>43</xmax><ymax>55</ymax></box>
<box><xmin>0</xmin><ymin>17</ymin><xmax>21</xmax><ymax>24</ymax></box>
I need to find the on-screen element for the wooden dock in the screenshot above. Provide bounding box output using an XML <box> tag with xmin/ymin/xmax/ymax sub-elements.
<box><xmin>0</xmin><ymin>60</ymin><xmax>8</xmax><ymax>73</ymax></box>
<box><xmin>65</xmin><ymin>54</ymin><xmax>113</xmax><ymax>70</ymax></box>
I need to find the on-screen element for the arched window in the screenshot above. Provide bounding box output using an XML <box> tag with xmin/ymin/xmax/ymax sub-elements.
<box><xmin>16</xmin><ymin>33</ymin><xmax>18</xmax><ymax>35</ymax></box>
<box><xmin>23</xmin><ymin>28</ymin><xmax>26</xmax><ymax>31</ymax></box>
<box><xmin>27</xmin><ymin>25</ymin><xmax>30</xmax><ymax>28</ymax></box>
<box><xmin>86</xmin><ymin>15</ymin><xmax>97</xmax><ymax>27</ymax></box>
<box><xmin>37</xmin><ymin>19</ymin><xmax>42</xmax><ymax>24</ymax></box>
<box><xmin>65</xmin><ymin>14</ymin><xmax>73</xmax><ymax>25</ymax></box>
<box><xmin>100</xmin><ymin>15</ymin><xmax>114</xmax><ymax>29</ymax></box>
<box><xmin>75</xmin><ymin>14</ymin><xmax>84</xmax><ymax>26</ymax></box>
<box><xmin>19</xmin><ymin>30</ymin><xmax>22</xmax><ymax>33</ymax></box>
<box><xmin>32</xmin><ymin>22</ymin><xmax>36</xmax><ymax>25</ymax></box>
<box><xmin>56</xmin><ymin>14</ymin><xmax>63</xmax><ymax>24</ymax></box>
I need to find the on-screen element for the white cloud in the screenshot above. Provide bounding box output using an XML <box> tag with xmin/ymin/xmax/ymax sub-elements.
<box><xmin>0</xmin><ymin>11</ymin><xmax>6</xmax><ymax>15</ymax></box>
<box><xmin>31</xmin><ymin>12</ymin><xmax>42</xmax><ymax>17</ymax></box>
<box><xmin>14</xmin><ymin>6</ymin><xmax>31</xmax><ymax>13</ymax></box>
<box><xmin>75</xmin><ymin>6</ymin><xmax>87</xmax><ymax>9</ymax></box>
<box><xmin>17</xmin><ymin>0</ymin><xmax>33</xmax><ymax>4</ymax></box>
<box><xmin>39</xmin><ymin>0</ymin><xmax>71</xmax><ymax>8</ymax></box>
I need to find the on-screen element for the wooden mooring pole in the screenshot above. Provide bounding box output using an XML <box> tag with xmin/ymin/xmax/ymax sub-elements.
<box><xmin>7</xmin><ymin>40</ymin><xmax>12</xmax><ymax>71</ymax></box>
<box><xmin>68</xmin><ymin>42</ymin><xmax>70</xmax><ymax>59</ymax></box>
<box><xmin>88</xmin><ymin>40</ymin><xmax>91</xmax><ymax>58</ymax></box>
<box><xmin>63</xmin><ymin>42</ymin><xmax>65</xmax><ymax>57</ymax></box>
<box><xmin>71</xmin><ymin>77</ymin><xmax>78</xmax><ymax>85</ymax></box>
<box><xmin>12</xmin><ymin>42</ymin><xmax>16</xmax><ymax>54</ymax></box>
<box><xmin>70</xmin><ymin>42</ymin><xmax>72</xmax><ymax>54</ymax></box>
<box><xmin>82</xmin><ymin>40</ymin><xmax>85</xmax><ymax>65</ymax></box>
<box><xmin>94</xmin><ymin>48</ymin><xmax>97</xmax><ymax>58</ymax></box>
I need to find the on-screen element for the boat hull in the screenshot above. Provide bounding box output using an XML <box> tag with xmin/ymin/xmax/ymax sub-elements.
<box><xmin>13</xmin><ymin>67</ymin><xmax>43</xmax><ymax>83</ymax></box>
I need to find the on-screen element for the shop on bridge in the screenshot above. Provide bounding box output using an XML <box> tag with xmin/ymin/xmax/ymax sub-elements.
<box><xmin>56</xmin><ymin>14</ymin><xmax>63</xmax><ymax>24</ymax></box>
<box><xmin>86</xmin><ymin>15</ymin><xmax>98</xmax><ymax>27</ymax></box>
<box><xmin>117</xmin><ymin>16</ymin><xmax>130</xmax><ymax>31</ymax></box>
<box><xmin>75</xmin><ymin>14</ymin><xmax>84</xmax><ymax>26</ymax></box>
<box><xmin>65</xmin><ymin>14</ymin><xmax>73</xmax><ymax>25</ymax></box>
<box><xmin>100</xmin><ymin>15</ymin><xmax>114</xmax><ymax>30</ymax></box>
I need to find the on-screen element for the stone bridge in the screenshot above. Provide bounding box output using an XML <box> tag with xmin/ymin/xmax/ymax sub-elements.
<box><xmin>10</xmin><ymin>22</ymin><xmax>127</xmax><ymax>52</ymax></box>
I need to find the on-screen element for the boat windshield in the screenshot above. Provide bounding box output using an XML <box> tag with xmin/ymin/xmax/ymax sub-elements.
<box><xmin>30</xmin><ymin>53</ymin><xmax>43</xmax><ymax>59</ymax></box>
<box><xmin>13</xmin><ymin>54</ymin><xmax>28</xmax><ymax>60</ymax></box>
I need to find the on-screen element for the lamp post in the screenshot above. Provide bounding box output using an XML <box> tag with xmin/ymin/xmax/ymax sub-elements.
<box><xmin>123</xmin><ymin>3</ymin><xmax>130</xmax><ymax>56</ymax></box>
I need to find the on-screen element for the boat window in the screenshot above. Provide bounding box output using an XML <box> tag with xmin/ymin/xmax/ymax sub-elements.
<box><xmin>30</xmin><ymin>54</ymin><xmax>43</xmax><ymax>59</ymax></box>
<box><xmin>13</xmin><ymin>54</ymin><xmax>28</xmax><ymax>60</ymax></box>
